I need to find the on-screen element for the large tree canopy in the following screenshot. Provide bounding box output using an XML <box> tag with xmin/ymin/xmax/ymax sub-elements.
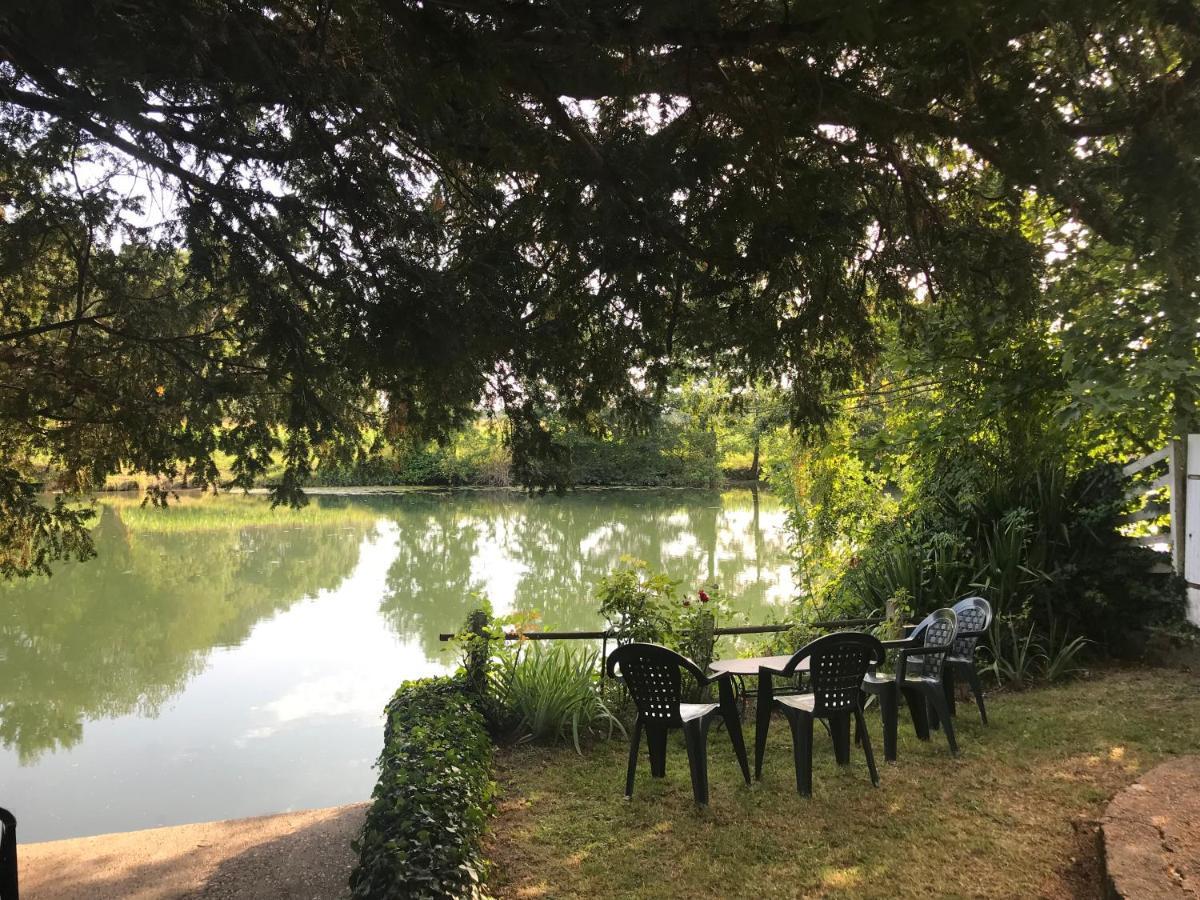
<box><xmin>1</xmin><ymin>0</ymin><xmax>1198</xmax><ymax>573</ymax></box>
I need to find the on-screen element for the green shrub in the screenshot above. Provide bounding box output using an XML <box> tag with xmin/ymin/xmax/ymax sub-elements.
<box><xmin>447</xmin><ymin>604</ymin><xmax>629</xmax><ymax>748</ymax></box>
<box><xmin>563</xmin><ymin>421</ymin><xmax>721</xmax><ymax>487</ymax></box>
<box><xmin>310</xmin><ymin>423</ymin><xmax>512</xmax><ymax>487</ymax></box>
<box><xmin>305</xmin><ymin>412</ymin><xmax>729</xmax><ymax>489</ymax></box>
<box><xmin>594</xmin><ymin>558</ymin><xmax>743</xmax><ymax>662</ymax></box>
<box><xmin>493</xmin><ymin>643</ymin><xmax>624</xmax><ymax>752</ymax></box>
<box><xmin>596</xmin><ymin>556</ymin><xmax>679</xmax><ymax>645</ymax></box>
<box><xmin>984</xmin><ymin>616</ymin><xmax>1047</xmax><ymax>690</ymax></box>
<box><xmin>350</xmin><ymin>677</ymin><xmax>495</xmax><ymax>900</ymax></box>
<box><xmin>831</xmin><ymin>459</ymin><xmax>1185</xmax><ymax>658</ymax></box>
<box><xmin>1042</xmin><ymin>629</ymin><xmax>1091</xmax><ymax>682</ymax></box>
<box><xmin>983</xmin><ymin>614</ymin><xmax>1093</xmax><ymax>688</ymax></box>
<box><xmin>673</xmin><ymin>582</ymin><xmax>739</xmax><ymax>686</ymax></box>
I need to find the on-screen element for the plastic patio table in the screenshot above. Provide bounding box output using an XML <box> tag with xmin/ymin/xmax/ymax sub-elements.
<box><xmin>707</xmin><ymin>655</ymin><xmax>814</xmax><ymax>710</ymax></box>
<box><xmin>707</xmin><ymin>639</ymin><xmax>910</xmax><ymax>679</ymax></box>
<box><xmin>709</xmin><ymin>639</ymin><xmax>912</xmax><ymax>776</ymax></box>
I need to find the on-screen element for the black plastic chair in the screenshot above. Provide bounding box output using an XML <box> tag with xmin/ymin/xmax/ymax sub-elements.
<box><xmin>861</xmin><ymin>608</ymin><xmax>959</xmax><ymax>761</ymax></box>
<box><xmin>754</xmin><ymin>632</ymin><xmax>885</xmax><ymax>796</ymax></box>
<box><xmin>0</xmin><ymin>807</ymin><xmax>17</xmax><ymax>900</ymax></box>
<box><xmin>943</xmin><ymin>596</ymin><xmax>993</xmax><ymax>725</ymax></box>
<box><xmin>606</xmin><ymin>643</ymin><xmax>751</xmax><ymax>806</ymax></box>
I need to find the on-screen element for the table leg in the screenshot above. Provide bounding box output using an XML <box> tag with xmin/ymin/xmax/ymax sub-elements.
<box><xmin>754</xmin><ymin>671</ymin><xmax>773</xmax><ymax>779</ymax></box>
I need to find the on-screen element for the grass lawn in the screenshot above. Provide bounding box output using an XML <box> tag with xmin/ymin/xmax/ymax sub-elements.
<box><xmin>487</xmin><ymin>666</ymin><xmax>1200</xmax><ymax>899</ymax></box>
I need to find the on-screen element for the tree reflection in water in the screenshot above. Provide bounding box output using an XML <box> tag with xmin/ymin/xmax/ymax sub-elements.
<box><xmin>378</xmin><ymin>489</ymin><xmax>795</xmax><ymax>658</ymax></box>
<box><xmin>0</xmin><ymin>489</ymin><xmax>794</xmax><ymax>764</ymax></box>
<box><xmin>0</xmin><ymin>497</ymin><xmax>376</xmax><ymax>762</ymax></box>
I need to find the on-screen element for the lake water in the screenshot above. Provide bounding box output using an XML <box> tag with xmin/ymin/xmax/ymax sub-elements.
<box><xmin>0</xmin><ymin>488</ymin><xmax>796</xmax><ymax>841</ymax></box>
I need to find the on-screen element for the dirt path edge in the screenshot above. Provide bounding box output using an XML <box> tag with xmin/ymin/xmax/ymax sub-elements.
<box><xmin>18</xmin><ymin>803</ymin><xmax>367</xmax><ymax>900</ymax></box>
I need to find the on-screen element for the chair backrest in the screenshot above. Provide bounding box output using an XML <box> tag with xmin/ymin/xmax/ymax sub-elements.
<box><xmin>904</xmin><ymin>608</ymin><xmax>958</xmax><ymax>679</ymax></box>
<box><xmin>949</xmin><ymin>596</ymin><xmax>992</xmax><ymax>661</ymax></box>
<box><xmin>0</xmin><ymin>806</ymin><xmax>17</xmax><ymax>900</ymax></box>
<box><xmin>606</xmin><ymin>643</ymin><xmax>703</xmax><ymax>726</ymax></box>
<box><xmin>788</xmin><ymin>632</ymin><xmax>885</xmax><ymax>716</ymax></box>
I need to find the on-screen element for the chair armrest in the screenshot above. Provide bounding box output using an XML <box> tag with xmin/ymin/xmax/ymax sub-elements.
<box><xmin>697</xmin><ymin>669</ymin><xmax>735</xmax><ymax>688</ymax></box>
<box><xmin>703</xmin><ymin>670</ymin><xmax>745</xmax><ymax>708</ymax></box>
<box><xmin>678</xmin><ymin>654</ymin><xmax>717</xmax><ymax>687</ymax></box>
<box><xmin>895</xmin><ymin>641</ymin><xmax>953</xmax><ymax>680</ymax></box>
<box><xmin>877</xmin><ymin>636</ymin><xmax>919</xmax><ymax>665</ymax></box>
<box><xmin>870</xmin><ymin>637</ymin><xmax>919</xmax><ymax>678</ymax></box>
<box><xmin>899</xmin><ymin>640</ymin><xmax>953</xmax><ymax>656</ymax></box>
<box><xmin>756</xmin><ymin>665</ymin><xmax>791</xmax><ymax>678</ymax></box>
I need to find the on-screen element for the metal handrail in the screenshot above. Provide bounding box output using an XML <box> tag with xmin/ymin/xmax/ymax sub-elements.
<box><xmin>436</xmin><ymin>616</ymin><xmax>881</xmax><ymax>643</ymax></box>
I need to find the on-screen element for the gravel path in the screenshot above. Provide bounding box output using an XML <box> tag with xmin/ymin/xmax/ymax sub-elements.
<box><xmin>18</xmin><ymin>803</ymin><xmax>367</xmax><ymax>899</ymax></box>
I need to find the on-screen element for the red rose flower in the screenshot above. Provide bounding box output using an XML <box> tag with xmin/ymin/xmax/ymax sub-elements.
<box><xmin>698</xmin><ymin>590</ymin><xmax>710</xmax><ymax>603</ymax></box>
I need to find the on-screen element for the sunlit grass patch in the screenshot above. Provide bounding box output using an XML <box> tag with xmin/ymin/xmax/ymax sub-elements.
<box><xmin>488</xmin><ymin>667</ymin><xmax>1200</xmax><ymax>899</ymax></box>
<box><xmin>114</xmin><ymin>493</ymin><xmax>379</xmax><ymax>533</ymax></box>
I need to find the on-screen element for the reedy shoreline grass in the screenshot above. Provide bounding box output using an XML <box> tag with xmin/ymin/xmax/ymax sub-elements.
<box><xmin>111</xmin><ymin>494</ymin><xmax>380</xmax><ymax>533</ymax></box>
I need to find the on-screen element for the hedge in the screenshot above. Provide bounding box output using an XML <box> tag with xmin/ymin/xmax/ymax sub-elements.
<box><xmin>350</xmin><ymin>677</ymin><xmax>495</xmax><ymax>899</ymax></box>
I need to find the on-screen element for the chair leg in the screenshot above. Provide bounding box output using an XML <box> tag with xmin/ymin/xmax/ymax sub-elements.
<box><xmin>701</xmin><ymin>718</ymin><xmax>715</xmax><ymax>800</ymax></box>
<box><xmin>876</xmin><ymin>687</ymin><xmax>900</xmax><ymax>762</ymax></box>
<box><xmin>964</xmin><ymin>663</ymin><xmax>988</xmax><ymax>725</ymax></box>
<box><xmin>681</xmin><ymin>719</ymin><xmax>711</xmax><ymax>806</ymax></box>
<box><xmin>646</xmin><ymin>722</ymin><xmax>668</xmax><ymax>778</ymax></box>
<box><xmin>943</xmin><ymin>663</ymin><xmax>958</xmax><ymax>718</ymax></box>
<box><xmin>927</xmin><ymin>688</ymin><xmax>959</xmax><ymax>755</ymax></box>
<box><xmin>854</xmin><ymin>707</ymin><xmax>880</xmax><ymax>787</ymax></box>
<box><xmin>724</xmin><ymin>704</ymin><xmax>752</xmax><ymax>785</ymax></box>
<box><xmin>901</xmin><ymin>685</ymin><xmax>931</xmax><ymax>741</ymax></box>
<box><xmin>829</xmin><ymin>712</ymin><xmax>851</xmax><ymax>765</ymax></box>
<box><xmin>754</xmin><ymin>674</ymin><xmax>774</xmax><ymax>779</ymax></box>
<box><xmin>787</xmin><ymin>710</ymin><xmax>814</xmax><ymax>796</ymax></box>
<box><xmin>720</xmin><ymin>677</ymin><xmax>752</xmax><ymax>784</ymax></box>
<box><xmin>624</xmin><ymin>716</ymin><xmax>643</xmax><ymax>798</ymax></box>
<box><xmin>853</xmin><ymin>688</ymin><xmax>868</xmax><ymax>746</ymax></box>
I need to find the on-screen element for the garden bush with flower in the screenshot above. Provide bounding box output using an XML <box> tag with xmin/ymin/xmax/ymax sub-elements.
<box><xmin>675</xmin><ymin>584</ymin><xmax>736</xmax><ymax>677</ymax></box>
<box><xmin>596</xmin><ymin>556</ymin><xmax>740</xmax><ymax>678</ymax></box>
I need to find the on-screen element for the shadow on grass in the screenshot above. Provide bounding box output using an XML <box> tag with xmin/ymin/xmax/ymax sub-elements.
<box><xmin>488</xmin><ymin>667</ymin><xmax>1200</xmax><ymax>899</ymax></box>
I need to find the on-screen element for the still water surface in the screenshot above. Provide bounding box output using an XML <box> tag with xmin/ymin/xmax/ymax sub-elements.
<box><xmin>0</xmin><ymin>488</ymin><xmax>796</xmax><ymax>841</ymax></box>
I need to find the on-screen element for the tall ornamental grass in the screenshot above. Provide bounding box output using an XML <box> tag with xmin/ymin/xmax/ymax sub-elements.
<box><xmin>493</xmin><ymin>643</ymin><xmax>624</xmax><ymax>753</ymax></box>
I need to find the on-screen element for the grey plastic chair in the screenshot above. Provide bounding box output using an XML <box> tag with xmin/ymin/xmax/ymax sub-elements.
<box><xmin>606</xmin><ymin>643</ymin><xmax>751</xmax><ymax>806</ymax></box>
<box><xmin>754</xmin><ymin>632</ymin><xmax>885</xmax><ymax>795</ymax></box>
<box><xmin>861</xmin><ymin>608</ymin><xmax>959</xmax><ymax>760</ymax></box>
<box><xmin>944</xmin><ymin>596</ymin><xmax>993</xmax><ymax>724</ymax></box>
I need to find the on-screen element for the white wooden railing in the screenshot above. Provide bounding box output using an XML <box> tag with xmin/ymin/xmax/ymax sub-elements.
<box><xmin>1122</xmin><ymin>435</ymin><xmax>1199</xmax><ymax>624</ymax></box>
